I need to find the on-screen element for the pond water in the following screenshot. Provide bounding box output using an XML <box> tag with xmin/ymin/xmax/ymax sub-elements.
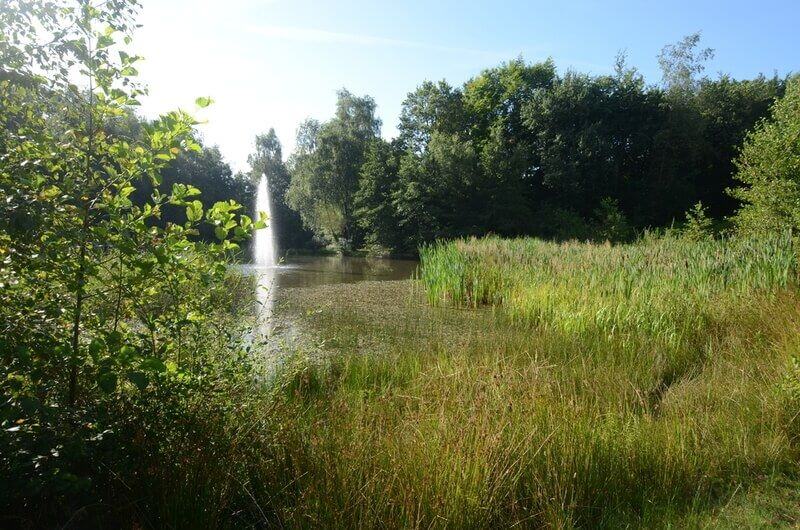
<box><xmin>242</xmin><ymin>255</ymin><xmax>418</xmax><ymax>289</ymax></box>
<box><xmin>241</xmin><ymin>255</ymin><xmax>418</xmax><ymax>336</ymax></box>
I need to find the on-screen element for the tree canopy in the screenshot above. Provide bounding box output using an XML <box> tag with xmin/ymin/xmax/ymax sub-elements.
<box><xmin>730</xmin><ymin>76</ymin><xmax>800</xmax><ymax>234</ymax></box>
<box><xmin>269</xmin><ymin>34</ymin><xmax>787</xmax><ymax>254</ymax></box>
<box><xmin>286</xmin><ymin>90</ymin><xmax>381</xmax><ymax>250</ymax></box>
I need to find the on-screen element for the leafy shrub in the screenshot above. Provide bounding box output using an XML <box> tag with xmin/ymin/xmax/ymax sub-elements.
<box><xmin>731</xmin><ymin>76</ymin><xmax>800</xmax><ymax>234</ymax></box>
<box><xmin>682</xmin><ymin>201</ymin><xmax>715</xmax><ymax>241</ymax></box>
<box><xmin>593</xmin><ymin>197</ymin><xmax>634</xmax><ymax>242</ymax></box>
<box><xmin>0</xmin><ymin>1</ymin><xmax>265</xmax><ymax>526</ymax></box>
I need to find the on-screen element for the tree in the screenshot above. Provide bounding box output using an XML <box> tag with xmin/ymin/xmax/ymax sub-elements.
<box><xmin>354</xmin><ymin>139</ymin><xmax>403</xmax><ymax>253</ymax></box>
<box><xmin>695</xmin><ymin>74</ymin><xmax>785</xmax><ymax>217</ymax></box>
<box><xmin>287</xmin><ymin>90</ymin><xmax>381</xmax><ymax>250</ymax></box>
<box><xmin>658</xmin><ymin>32</ymin><xmax>715</xmax><ymax>95</ymax></box>
<box><xmin>463</xmin><ymin>59</ymin><xmax>557</xmax><ymax>235</ymax></box>
<box><xmin>391</xmin><ymin>59</ymin><xmax>559</xmax><ymax>248</ymax></box>
<box><xmin>682</xmin><ymin>202</ymin><xmax>714</xmax><ymax>241</ymax></box>
<box><xmin>395</xmin><ymin>130</ymin><xmax>482</xmax><ymax>248</ymax></box>
<box><xmin>522</xmin><ymin>68</ymin><xmax>672</xmax><ymax>230</ymax></box>
<box><xmin>730</xmin><ymin>76</ymin><xmax>800</xmax><ymax>234</ymax></box>
<box><xmin>398</xmin><ymin>80</ymin><xmax>465</xmax><ymax>154</ymax></box>
<box><xmin>593</xmin><ymin>198</ymin><xmax>634</xmax><ymax>242</ymax></box>
<box><xmin>392</xmin><ymin>80</ymin><xmax>478</xmax><ymax>250</ymax></box>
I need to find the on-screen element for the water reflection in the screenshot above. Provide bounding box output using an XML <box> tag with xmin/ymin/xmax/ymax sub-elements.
<box><xmin>254</xmin><ymin>266</ymin><xmax>277</xmax><ymax>336</ymax></box>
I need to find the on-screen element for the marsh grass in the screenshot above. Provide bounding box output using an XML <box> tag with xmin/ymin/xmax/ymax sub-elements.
<box><xmin>420</xmin><ymin>233</ymin><xmax>797</xmax><ymax>345</ymax></box>
<box><xmin>102</xmin><ymin>236</ymin><xmax>800</xmax><ymax>528</ymax></box>
<box><xmin>228</xmin><ymin>235</ymin><xmax>800</xmax><ymax>528</ymax></box>
<box><xmin>236</xmin><ymin>304</ymin><xmax>791</xmax><ymax>525</ymax></box>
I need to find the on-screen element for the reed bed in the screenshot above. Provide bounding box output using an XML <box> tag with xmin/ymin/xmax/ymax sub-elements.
<box><xmin>419</xmin><ymin>233</ymin><xmax>798</xmax><ymax>345</ymax></box>
<box><xmin>248</xmin><ymin>232</ymin><xmax>800</xmax><ymax>528</ymax></box>
<box><xmin>140</xmin><ymin>236</ymin><xmax>800</xmax><ymax>527</ymax></box>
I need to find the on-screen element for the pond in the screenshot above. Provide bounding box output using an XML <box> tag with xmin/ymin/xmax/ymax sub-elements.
<box><xmin>242</xmin><ymin>255</ymin><xmax>418</xmax><ymax>289</ymax></box>
<box><xmin>240</xmin><ymin>255</ymin><xmax>419</xmax><ymax>336</ymax></box>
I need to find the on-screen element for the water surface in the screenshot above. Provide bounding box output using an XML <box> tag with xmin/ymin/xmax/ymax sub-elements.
<box><xmin>242</xmin><ymin>255</ymin><xmax>418</xmax><ymax>336</ymax></box>
<box><xmin>243</xmin><ymin>255</ymin><xmax>418</xmax><ymax>289</ymax></box>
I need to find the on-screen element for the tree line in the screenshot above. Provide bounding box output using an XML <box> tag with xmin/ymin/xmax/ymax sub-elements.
<box><xmin>63</xmin><ymin>33</ymin><xmax>794</xmax><ymax>256</ymax></box>
<box><xmin>100</xmin><ymin>33</ymin><xmax>795</xmax><ymax>256</ymax></box>
<box><xmin>248</xmin><ymin>33</ymin><xmax>794</xmax><ymax>255</ymax></box>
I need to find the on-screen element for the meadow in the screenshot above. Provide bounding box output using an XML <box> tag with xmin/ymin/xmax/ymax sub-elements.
<box><xmin>6</xmin><ymin>231</ymin><xmax>800</xmax><ymax>527</ymax></box>
<box><xmin>210</xmin><ymin>233</ymin><xmax>800</xmax><ymax>528</ymax></box>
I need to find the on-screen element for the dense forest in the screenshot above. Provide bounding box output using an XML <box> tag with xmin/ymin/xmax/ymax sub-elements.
<box><xmin>248</xmin><ymin>35</ymin><xmax>788</xmax><ymax>254</ymax></box>
<box><xmin>73</xmin><ymin>34</ymin><xmax>791</xmax><ymax>257</ymax></box>
<box><xmin>77</xmin><ymin>33</ymin><xmax>791</xmax><ymax>256</ymax></box>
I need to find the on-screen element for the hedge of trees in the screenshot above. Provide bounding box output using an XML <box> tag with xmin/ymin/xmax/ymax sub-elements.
<box><xmin>254</xmin><ymin>34</ymin><xmax>793</xmax><ymax>254</ymax></box>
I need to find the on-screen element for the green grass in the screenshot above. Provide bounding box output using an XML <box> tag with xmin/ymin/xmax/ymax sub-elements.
<box><xmin>419</xmin><ymin>233</ymin><xmax>797</xmax><ymax>340</ymax></box>
<box><xmin>78</xmin><ymin>235</ymin><xmax>800</xmax><ymax>528</ymax></box>
<box><xmin>228</xmin><ymin>234</ymin><xmax>800</xmax><ymax>527</ymax></box>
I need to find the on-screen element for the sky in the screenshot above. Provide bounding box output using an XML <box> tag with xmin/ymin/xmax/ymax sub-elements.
<box><xmin>134</xmin><ymin>0</ymin><xmax>799</xmax><ymax>172</ymax></box>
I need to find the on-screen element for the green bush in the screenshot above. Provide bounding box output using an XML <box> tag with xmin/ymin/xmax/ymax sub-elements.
<box><xmin>731</xmin><ymin>76</ymin><xmax>800</xmax><ymax>234</ymax></box>
<box><xmin>0</xmin><ymin>2</ymin><xmax>265</xmax><ymax>526</ymax></box>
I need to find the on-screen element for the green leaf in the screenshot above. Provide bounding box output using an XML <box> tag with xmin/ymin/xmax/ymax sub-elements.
<box><xmin>106</xmin><ymin>331</ymin><xmax>123</xmax><ymax>349</ymax></box>
<box><xmin>98</xmin><ymin>372</ymin><xmax>118</xmax><ymax>394</ymax></box>
<box><xmin>97</xmin><ymin>34</ymin><xmax>114</xmax><ymax>49</ymax></box>
<box><xmin>89</xmin><ymin>338</ymin><xmax>104</xmax><ymax>362</ymax></box>
<box><xmin>186</xmin><ymin>200</ymin><xmax>204</xmax><ymax>223</ymax></box>
<box><xmin>119</xmin><ymin>345</ymin><xmax>138</xmax><ymax>365</ymax></box>
<box><xmin>127</xmin><ymin>371</ymin><xmax>149</xmax><ymax>391</ymax></box>
<box><xmin>154</xmin><ymin>247</ymin><xmax>168</xmax><ymax>264</ymax></box>
<box><xmin>255</xmin><ymin>211</ymin><xmax>269</xmax><ymax>229</ymax></box>
<box><xmin>39</xmin><ymin>185</ymin><xmax>61</xmax><ymax>200</ymax></box>
<box><xmin>140</xmin><ymin>357</ymin><xmax>167</xmax><ymax>373</ymax></box>
<box><xmin>195</xmin><ymin>96</ymin><xmax>213</xmax><ymax>108</ymax></box>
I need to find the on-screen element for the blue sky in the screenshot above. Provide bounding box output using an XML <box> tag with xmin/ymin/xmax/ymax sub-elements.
<box><xmin>136</xmin><ymin>0</ymin><xmax>798</xmax><ymax>171</ymax></box>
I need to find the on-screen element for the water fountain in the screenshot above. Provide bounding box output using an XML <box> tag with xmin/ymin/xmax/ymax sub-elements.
<box><xmin>254</xmin><ymin>174</ymin><xmax>277</xmax><ymax>267</ymax></box>
<box><xmin>254</xmin><ymin>174</ymin><xmax>278</xmax><ymax>334</ymax></box>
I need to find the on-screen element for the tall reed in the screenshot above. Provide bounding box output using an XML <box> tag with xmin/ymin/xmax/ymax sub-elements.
<box><xmin>420</xmin><ymin>233</ymin><xmax>798</xmax><ymax>347</ymax></box>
